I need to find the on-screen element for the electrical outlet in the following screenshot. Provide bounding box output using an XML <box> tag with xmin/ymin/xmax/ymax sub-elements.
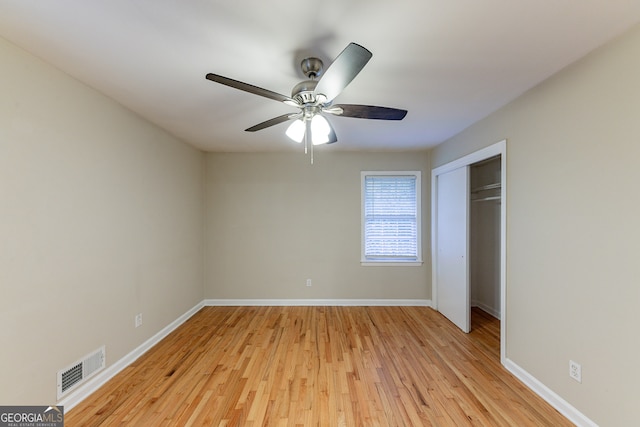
<box><xmin>135</xmin><ymin>313</ymin><xmax>143</xmax><ymax>328</ymax></box>
<box><xmin>306</xmin><ymin>279</ymin><xmax>312</xmax><ymax>287</ymax></box>
<box><xmin>569</xmin><ymin>360</ymin><xmax>582</xmax><ymax>383</ymax></box>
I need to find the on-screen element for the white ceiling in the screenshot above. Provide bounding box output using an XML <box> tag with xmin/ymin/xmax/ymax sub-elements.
<box><xmin>1</xmin><ymin>1</ymin><xmax>639</xmax><ymax>152</ymax></box>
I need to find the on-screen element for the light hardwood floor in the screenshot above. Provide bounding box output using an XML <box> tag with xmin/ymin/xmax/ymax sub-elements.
<box><xmin>67</xmin><ymin>306</ymin><xmax>572</xmax><ymax>426</ymax></box>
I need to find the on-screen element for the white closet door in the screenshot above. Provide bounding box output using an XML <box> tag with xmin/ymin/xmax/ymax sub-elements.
<box><xmin>435</xmin><ymin>166</ymin><xmax>470</xmax><ymax>333</ymax></box>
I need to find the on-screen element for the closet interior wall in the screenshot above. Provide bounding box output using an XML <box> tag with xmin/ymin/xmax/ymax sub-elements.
<box><xmin>470</xmin><ymin>156</ymin><xmax>501</xmax><ymax>319</ymax></box>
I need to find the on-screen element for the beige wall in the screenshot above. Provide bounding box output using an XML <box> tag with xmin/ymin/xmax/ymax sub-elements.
<box><xmin>0</xmin><ymin>37</ymin><xmax>205</xmax><ymax>404</ymax></box>
<box><xmin>433</xmin><ymin>24</ymin><xmax>640</xmax><ymax>426</ymax></box>
<box><xmin>205</xmin><ymin>151</ymin><xmax>431</xmax><ymax>301</ymax></box>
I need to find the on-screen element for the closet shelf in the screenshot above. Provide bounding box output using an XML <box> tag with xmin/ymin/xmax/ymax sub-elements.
<box><xmin>471</xmin><ymin>183</ymin><xmax>501</xmax><ymax>193</ymax></box>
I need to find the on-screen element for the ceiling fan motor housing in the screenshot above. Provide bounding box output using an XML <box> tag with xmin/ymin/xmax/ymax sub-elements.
<box><xmin>292</xmin><ymin>80</ymin><xmax>319</xmax><ymax>105</ymax></box>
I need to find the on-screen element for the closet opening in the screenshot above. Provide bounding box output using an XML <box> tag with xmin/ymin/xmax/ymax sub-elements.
<box><xmin>432</xmin><ymin>139</ymin><xmax>506</xmax><ymax>363</ymax></box>
<box><xmin>470</xmin><ymin>155</ymin><xmax>502</xmax><ymax>357</ymax></box>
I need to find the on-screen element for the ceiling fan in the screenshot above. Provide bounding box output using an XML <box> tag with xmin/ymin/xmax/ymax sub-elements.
<box><xmin>205</xmin><ymin>43</ymin><xmax>407</xmax><ymax>161</ymax></box>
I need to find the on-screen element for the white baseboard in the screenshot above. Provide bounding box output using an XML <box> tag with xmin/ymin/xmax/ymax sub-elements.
<box><xmin>58</xmin><ymin>301</ymin><xmax>204</xmax><ymax>411</ymax></box>
<box><xmin>504</xmin><ymin>358</ymin><xmax>597</xmax><ymax>427</ymax></box>
<box><xmin>470</xmin><ymin>300</ymin><xmax>501</xmax><ymax>319</ymax></box>
<box><xmin>203</xmin><ymin>298</ymin><xmax>432</xmax><ymax>307</ymax></box>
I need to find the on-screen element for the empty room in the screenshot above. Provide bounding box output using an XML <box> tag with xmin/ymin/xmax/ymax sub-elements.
<box><xmin>1</xmin><ymin>2</ymin><xmax>639</xmax><ymax>426</ymax></box>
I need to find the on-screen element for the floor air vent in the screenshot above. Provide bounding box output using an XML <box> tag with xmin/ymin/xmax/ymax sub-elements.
<box><xmin>57</xmin><ymin>346</ymin><xmax>105</xmax><ymax>399</ymax></box>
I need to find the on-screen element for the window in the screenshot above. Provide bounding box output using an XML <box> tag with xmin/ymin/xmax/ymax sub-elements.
<box><xmin>361</xmin><ymin>171</ymin><xmax>422</xmax><ymax>265</ymax></box>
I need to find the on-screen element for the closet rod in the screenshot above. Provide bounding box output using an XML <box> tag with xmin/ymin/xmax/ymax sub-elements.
<box><xmin>472</xmin><ymin>196</ymin><xmax>501</xmax><ymax>202</ymax></box>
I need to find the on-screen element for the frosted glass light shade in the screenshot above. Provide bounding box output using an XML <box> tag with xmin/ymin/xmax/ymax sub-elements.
<box><xmin>285</xmin><ymin>119</ymin><xmax>305</xmax><ymax>143</ymax></box>
<box><xmin>311</xmin><ymin>115</ymin><xmax>331</xmax><ymax>145</ymax></box>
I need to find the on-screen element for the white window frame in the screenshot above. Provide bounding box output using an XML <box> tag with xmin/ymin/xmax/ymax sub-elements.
<box><xmin>361</xmin><ymin>171</ymin><xmax>422</xmax><ymax>266</ymax></box>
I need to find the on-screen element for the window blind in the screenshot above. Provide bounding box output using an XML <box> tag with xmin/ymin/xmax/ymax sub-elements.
<box><xmin>363</xmin><ymin>175</ymin><xmax>418</xmax><ymax>261</ymax></box>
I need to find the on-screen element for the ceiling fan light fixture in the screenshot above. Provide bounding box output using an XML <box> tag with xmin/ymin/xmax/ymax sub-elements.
<box><xmin>312</xmin><ymin>133</ymin><xmax>329</xmax><ymax>145</ymax></box>
<box><xmin>311</xmin><ymin>114</ymin><xmax>331</xmax><ymax>145</ymax></box>
<box><xmin>285</xmin><ymin>119</ymin><xmax>305</xmax><ymax>143</ymax></box>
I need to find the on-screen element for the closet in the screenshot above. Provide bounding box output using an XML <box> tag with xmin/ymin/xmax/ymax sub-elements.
<box><xmin>470</xmin><ymin>156</ymin><xmax>501</xmax><ymax>319</ymax></box>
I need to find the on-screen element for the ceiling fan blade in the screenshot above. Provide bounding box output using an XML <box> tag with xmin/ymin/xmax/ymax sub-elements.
<box><xmin>206</xmin><ymin>73</ymin><xmax>299</xmax><ymax>106</ymax></box>
<box><xmin>313</xmin><ymin>43</ymin><xmax>372</xmax><ymax>102</ymax></box>
<box><xmin>327</xmin><ymin>104</ymin><xmax>408</xmax><ymax>120</ymax></box>
<box><xmin>245</xmin><ymin>113</ymin><xmax>299</xmax><ymax>132</ymax></box>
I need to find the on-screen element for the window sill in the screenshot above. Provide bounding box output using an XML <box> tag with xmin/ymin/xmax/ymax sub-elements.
<box><xmin>361</xmin><ymin>261</ymin><xmax>423</xmax><ymax>267</ymax></box>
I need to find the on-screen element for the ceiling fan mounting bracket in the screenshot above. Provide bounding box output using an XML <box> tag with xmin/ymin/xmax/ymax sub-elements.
<box><xmin>300</xmin><ymin>57</ymin><xmax>324</xmax><ymax>79</ymax></box>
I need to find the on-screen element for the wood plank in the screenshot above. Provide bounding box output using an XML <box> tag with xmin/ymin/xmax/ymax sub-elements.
<box><xmin>66</xmin><ymin>306</ymin><xmax>573</xmax><ymax>426</ymax></box>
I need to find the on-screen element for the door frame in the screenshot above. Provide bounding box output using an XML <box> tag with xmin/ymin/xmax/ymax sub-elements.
<box><xmin>431</xmin><ymin>139</ymin><xmax>507</xmax><ymax>363</ymax></box>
